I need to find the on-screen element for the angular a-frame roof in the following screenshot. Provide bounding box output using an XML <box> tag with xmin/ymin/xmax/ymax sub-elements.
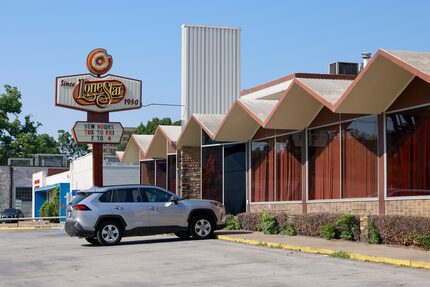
<box><xmin>121</xmin><ymin>134</ymin><xmax>153</xmax><ymax>163</ymax></box>
<box><xmin>335</xmin><ymin>49</ymin><xmax>430</xmax><ymax>113</ymax></box>
<box><xmin>213</xmin><ymin>99</ymin><xmax>278</xmax><ymax>141</ymax></box>
<box><xmin>176</xmin><ymin>114</ymin><xmax>224</xmax><ymax>148</ymax></box>
<box><xmin>264</xmin><ymin>78</ymin><xmax>353</xmax><ymax>130</ymax></box>
<box><xmin>145</xmin><ymin>125</ymin><xmax>182</xmax><ymax>159</ymax></box>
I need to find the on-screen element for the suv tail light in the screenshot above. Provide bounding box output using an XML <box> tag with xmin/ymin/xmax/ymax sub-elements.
<box><xmin>73</xmin><ymin>204</ymin><xmax>91</xmax><ymax>211</ymax></box>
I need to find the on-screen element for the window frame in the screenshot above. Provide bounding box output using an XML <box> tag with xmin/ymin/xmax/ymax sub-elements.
<box><xmin>384</xmin><ymin>103</ymin><xmax>430</xmax><ymax>201</ymax></box>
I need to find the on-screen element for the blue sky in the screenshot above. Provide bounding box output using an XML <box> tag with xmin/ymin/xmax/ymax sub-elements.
<box><xmin>1</xmin><ymin>0</ymin><xmax>429</xmax><ymax>136</ymax></box>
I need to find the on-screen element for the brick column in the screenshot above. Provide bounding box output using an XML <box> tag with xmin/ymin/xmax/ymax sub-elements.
<box><xmin>177</xmin><ymin>147</ymin><xmax>201</xmax><ymax>199</ymax></box>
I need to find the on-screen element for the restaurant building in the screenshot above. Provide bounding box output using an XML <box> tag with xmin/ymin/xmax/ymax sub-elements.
<box><xmin>122</xmin><ymin>48</ymin><xmax>430</xmax><ymax>217</ymax></box>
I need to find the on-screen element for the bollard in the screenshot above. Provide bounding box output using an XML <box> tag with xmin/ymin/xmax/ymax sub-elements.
<box><xmin>359</xmin><ymin>216</ymin><xmax>369</xmax><ymax>242</ymax></box>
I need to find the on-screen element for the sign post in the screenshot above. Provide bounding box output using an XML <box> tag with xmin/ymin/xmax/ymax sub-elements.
<box><xmin>55</xmin><ymin>49</ymin><xmax>142</xmax><ymax>187</ymax></box>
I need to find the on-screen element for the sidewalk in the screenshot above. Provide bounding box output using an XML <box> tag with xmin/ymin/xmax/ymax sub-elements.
<box><xmin>216</xmin><ymin>230</ymin><xmax>430</xmax><ymax>269</ymax></box>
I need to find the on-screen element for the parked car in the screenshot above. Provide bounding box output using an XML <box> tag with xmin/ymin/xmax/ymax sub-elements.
<box><xmin>65</xmin><ymin>184</ymin><xmax>226</xmax><ymax>246</ymax></box>
<box><xmin>1</xmin><ymin>208</ymin><xmax>24</xmax><ymax>223</ymax></box>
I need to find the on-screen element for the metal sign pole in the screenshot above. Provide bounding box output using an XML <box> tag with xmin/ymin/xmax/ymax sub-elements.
<box><xmin>87</xmin><ymin>112</ymin><xmax>109</xmax><ymax>187</ymax></box>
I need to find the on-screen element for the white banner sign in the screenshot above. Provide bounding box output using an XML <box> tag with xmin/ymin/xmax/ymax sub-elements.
<box><xmin>72</xmin><ymin>121</ymin><xmax>124</xmax><ymax>144</ymax></box>
<box><xmin>56</xmin><ymin>74</ymin><xmax>142</xmax><ymax>113</ymax></box>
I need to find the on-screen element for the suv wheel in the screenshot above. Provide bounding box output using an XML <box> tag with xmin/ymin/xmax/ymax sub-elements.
<box><xmin>174</xmin><ymin>231</ymin><xmax>191</xmax><ymax>240</ymax></box>
<box><xmin>85</xmin><ymin>237</ymin><xmax>100</xmax><ymax>245</ymax></box>
<box><xmin>96</xmin><ymin>221</ymin><xmax>123</xmax><ymax>246</ymax></box>
<box><xmin>190</xmin><ymin>216</ymin><xmax>214</xmax><ymax>240</ymax></box>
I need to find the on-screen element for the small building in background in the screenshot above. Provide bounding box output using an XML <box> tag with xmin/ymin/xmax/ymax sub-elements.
<box><xmin>0</xmin><ymin>154</ymin><xmax>68</xmax><ymax>217</ymax></box>
<box><xmin>32</xmin><ymin>153</ymin><xmax>139</xmax><ymax>220</ymax></box>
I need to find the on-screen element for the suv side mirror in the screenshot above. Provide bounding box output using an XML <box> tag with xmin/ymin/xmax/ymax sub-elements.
<box><xmin>170</xmin><ymin>195</ymin><xmax>179</xmax><ymax>205</ymax></box>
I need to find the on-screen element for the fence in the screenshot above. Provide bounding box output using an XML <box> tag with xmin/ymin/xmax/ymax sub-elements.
<box><xmin>0</xmin><ymin>216</ymin><xmax>66</xmax><ymax>228</ymax></box>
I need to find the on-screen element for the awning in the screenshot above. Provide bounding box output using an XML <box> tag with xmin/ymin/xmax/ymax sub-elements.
<box><xmin>34</xmin><ymin>184</ymin><xmax>61</xmax><ymax>193</ymax></box>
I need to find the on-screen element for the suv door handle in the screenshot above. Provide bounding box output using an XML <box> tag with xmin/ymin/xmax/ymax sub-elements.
<box><xmin>114</xmin><ymin>206</ymin><xmax>123</xmax><ymax>210</ymax></box>
<box><xmin>149</xmin><ymin>206</ymin><xmax>158</xmax><ymax>211</ymax></box>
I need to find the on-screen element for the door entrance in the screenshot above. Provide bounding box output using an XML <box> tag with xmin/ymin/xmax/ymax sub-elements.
<box><xmin>223</xmin><ymin>144</ymin><xmax>246</xmax><ymax>214</ymax></box>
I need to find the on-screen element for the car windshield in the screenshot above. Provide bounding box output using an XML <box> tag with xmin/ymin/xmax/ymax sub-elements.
<box><xmin>2</xmin><ymin>209</ymin><xmax>16</xmax><ymax>214</ymax></box>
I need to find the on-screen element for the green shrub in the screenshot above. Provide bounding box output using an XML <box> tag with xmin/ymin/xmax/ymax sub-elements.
<box><xmin>224</xmin><ymin>214</ymin><xmax>241</xmax><ymax>230</ymax></box>
<box><xmin>258</xmin><ymin>212</ymin><xmax>279</xmax><ymax>235</ymax></box>
<box><xmin>281</xmin><ymin>219</ymin><xmax>297</xmax><ymax>236</ymax></box>
<box><xmin>335</xmin><ymin>213</ymin><xmax>359</xmax><ymax>241</ymax></box>
<box><xmin>39</xmin><ymin>188</ymin><xmax>60</xmax><ymax>223</ymax></box>
<box><xmin>368</xmin><ymin>220</ymin><xmax>382</xmax><ymax>244</ymax></box>
<box><xmin>414</xmin><ymin>234</ymin><xmax>430</xmax><ymax>250</ymax></box>
<box><xmin>320</xmin><ymin>223</ymin><xmax>338</xmax><ymax>240</ymax></box>
<box><xmin>330</xmin><ymin>251</ymin><xmax>350</xmax><ymax>259</ymax></box>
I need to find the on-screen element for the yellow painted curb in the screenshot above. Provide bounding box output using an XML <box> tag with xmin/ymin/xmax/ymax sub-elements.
<box><xmin>217</xmin><ymin>235</ymin><xmax>430</xmax><ymax>270</ymax></box>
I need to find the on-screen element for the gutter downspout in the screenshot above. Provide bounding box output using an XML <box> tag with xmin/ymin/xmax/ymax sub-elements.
<box><xmin>9</xmin><ymin>166</ymin><xmax>13</xmax><ymax>208</ymax></box>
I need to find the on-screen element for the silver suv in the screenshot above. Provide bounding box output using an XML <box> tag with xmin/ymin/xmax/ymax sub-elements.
<box><xmin>65</xmin><ymin>185</ymin><xmax>226</xmax><ymax>246</ymax></box>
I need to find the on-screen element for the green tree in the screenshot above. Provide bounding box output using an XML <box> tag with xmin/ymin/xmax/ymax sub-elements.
<box><xmin>57</xmin><ymin>130</ymin><xmax>88</xmax><ymax>160</ymax></box>
<box><xmin>117</xmin><ymin>117</ymin><xmax>181</xmax><ymax>151</ymax></box>
<box><xmin>135</xmin><ymin>117</ymin><xmax>181</xmax><ymax>135</ymax></box>
<box><xmin>0</xmin><ymin>85</ymin><xmax>59</xmax><ymax>164</ymax></box>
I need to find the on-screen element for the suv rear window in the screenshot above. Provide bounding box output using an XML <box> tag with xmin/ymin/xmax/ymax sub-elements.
<box><xmin>98</xmin><ymin>191</ymin><xmax>112</xmax><ymax>203</ymax></box>
<box><xmin>71</xmin><ymin>193</ymin><xmax>90</xmax><ymax>205</ymax></box>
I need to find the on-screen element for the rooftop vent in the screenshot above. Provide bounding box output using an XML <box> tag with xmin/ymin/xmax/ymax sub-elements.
<box><xmin>329</xmin><ymin>62</ymin><xmax>360</xmax><ymax>76</ymax></box>
<box><xmin>361</xmin><ymin>52</ymin><xmax>372</xmax><ymax>69</ymax></box>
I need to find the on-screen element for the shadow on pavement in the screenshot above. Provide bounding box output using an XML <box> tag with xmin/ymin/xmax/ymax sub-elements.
<box><xmin>216</xmin><ymin>230</ymin><xmax>253</xmax><ymax>235</ymax></box>
<box><xmin>82</xmin><ymin>236</ymin><xmax>188</xmax><ymax>247</ymax></box>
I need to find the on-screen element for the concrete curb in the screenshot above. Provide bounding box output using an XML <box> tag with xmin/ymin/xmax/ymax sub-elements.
<box><xmin>217</xmin><ymin>235</ymin><xmax>430</xmax><ymax>270</ymax></box>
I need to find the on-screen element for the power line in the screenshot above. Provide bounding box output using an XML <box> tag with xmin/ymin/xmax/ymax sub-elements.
<box><xmin>141</xmin><ymin>103</ymin><xmax>183</xmax><ymax>108</ymax></box>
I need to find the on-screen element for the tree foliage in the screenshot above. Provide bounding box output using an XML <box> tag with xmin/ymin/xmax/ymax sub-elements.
<box><xmin>57</xmin><ymin>129</ymin><xmax>88</xmax><ymax>160</ymax></box>
<box><xmin>117</xmin><ymin>117</ymin><xmax>181</xmax><ymax>151</ymax></box>
<box><xmin>0</xmin><ymin>85</ymin><xmax>90</xmax><ymax>164</ymax></box>
<box><xmin>0</xmin><ymin>85</ymin><xmax>61</xmax><ymax>164</ymax></box>
<box><xmin>135</xmin><ymin>117</ymin><xmax>181</xmax><ymax>135</ymax></box>
<box><xmin>39</xmin><ymin>187</ymin><xmax>60</xmax><ymax>222</ymax></box>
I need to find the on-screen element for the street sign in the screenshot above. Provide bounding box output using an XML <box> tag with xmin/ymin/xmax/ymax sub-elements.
<box><xmin>55</xmin><ymin>74</ymin><xmax>142</xmax><ymax>113</ymax></box>
<box><xmin>72</xmin><ymin>121</ymin><xmax>124</xmax><ymax>144</ymax></box>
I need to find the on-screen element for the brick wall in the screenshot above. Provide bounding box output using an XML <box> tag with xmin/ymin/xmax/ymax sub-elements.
<box><xmin>0</xmin><ymin>166</ymin><xmax>12</xmax><ymax>211</ymax></box>
<box><xmin>250</xmin><ymin>203</ymin><xmax>302</xmax><ymax>214</ymax></box>
<box><xmin>386</xmin><ymin>200</ymin><xmax>430</xmax><ymax>217</ymax></box>
<box><xmin>307</xmin><ymin>201</ymin><xmax>379</xmax><ymax>216</ymax></box>
<box><xmin>177</xmin><ymin>147</ymin><xmax>201</xmax><ymax>199</ymax></box>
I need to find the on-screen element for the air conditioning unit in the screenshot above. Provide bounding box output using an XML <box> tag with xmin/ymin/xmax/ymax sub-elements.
<box><xmin>7</xmin><ymin>158</ymin><xmax>34</xmax><ymax>166</ymax></box>
<box><xmin>329</xmin><ymin>62</ymin><xmax>359</xmax><ymax>75</ymax></box>
<box><xmin>34</xmin><ymin>154</ymin><xmax>67</xmax><ymax>167</ymax></box>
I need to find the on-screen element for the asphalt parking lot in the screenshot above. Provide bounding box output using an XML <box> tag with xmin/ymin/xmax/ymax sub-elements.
<box><xmin>0</xmin><ymin>230</ymin><xmax>429</xmax><ymax>287</ymax></box>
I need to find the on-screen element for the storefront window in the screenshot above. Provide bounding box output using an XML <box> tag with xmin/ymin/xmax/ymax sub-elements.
<box><xmin>167</xmin><ymin>154</ymin><xmax>177</xmax><ymax>193</ymax></box>
<box><xmin>308</xmin><ymin>125</ymin><xmax>341</xmax><ymax>200</ymax></box>
<box><xmin>341</xmin><ymin>116</ymin><xmax>378</xmax><ymax>198</ymax></box>
<box><xmin>386</xmin><ymin>106</ymin><xmax>430</xmax><ymax>197</ymax></box>
<box><xmin>155</xmin><ymin>160</ymin><xmax>167</xmax><ymax>189</ymax></box>
<box><xmin>140</xmin><ymin>161</ymin><xmax>155</xmax><ymax>185</ymax></box>
<box><xmin>202</xmin><ymin>146</ymin><xmax>223</xmax><ymax>202</ymax></box>
<box><xmin>251</xmin><ymin>138</ymin><xmax>275</xmax><ymax>202</ymax></box>
<box><xmin>275</xmin><ymin>133</ymin><xmax>302</xmax><ymax>201</ymax></box>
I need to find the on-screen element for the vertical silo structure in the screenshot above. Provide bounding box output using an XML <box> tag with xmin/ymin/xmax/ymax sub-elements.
<box><xmin>181</xmin><ymin>24</ymin><xmax>241</xmax><ymax>122</ymax></box>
